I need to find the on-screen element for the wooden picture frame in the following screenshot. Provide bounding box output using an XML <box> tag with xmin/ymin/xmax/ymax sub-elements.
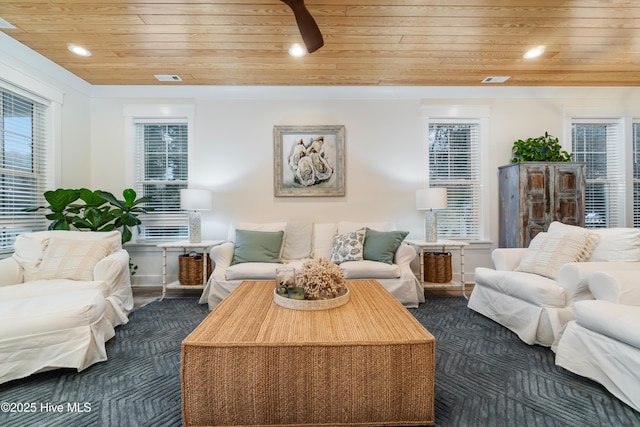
<box><xmin>274</xmin><ymin>125</ymin><xmax>345</xmax><ymax>197</ymax></box>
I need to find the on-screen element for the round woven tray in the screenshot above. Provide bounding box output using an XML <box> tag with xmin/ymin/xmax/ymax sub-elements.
<box><xmin>273</xmin><ymin>288</ymin><xmax>350</xmax><ymax>311</ymax></box>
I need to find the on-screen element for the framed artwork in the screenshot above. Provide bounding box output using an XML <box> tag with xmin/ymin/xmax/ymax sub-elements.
<box><xmin>274</xmin><ymin>125</ymin><xmax>345</xmax><ymax>197</ymax></box>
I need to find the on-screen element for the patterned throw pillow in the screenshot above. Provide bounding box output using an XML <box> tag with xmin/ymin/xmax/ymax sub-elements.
<box><xmin>330</xmin><ymin>229</ymin><xmax>365</xmax><ymax>264</ymax></box>
<box><xmin>516</xmin><ymin>232</ymin><xmax>600</xmax><ymax>279</ymax></box>
<box><xmin>30</xmin><ymin>237</ymin><xmax>117</xmax><ymax>281</ymax></box>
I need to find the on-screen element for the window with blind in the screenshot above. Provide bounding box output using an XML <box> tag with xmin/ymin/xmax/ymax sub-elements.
<box><xmin>571</xmin><ymin>120</ymin><xmax>623</xmax><ymax>228</ymax></box>
<box><xmin>134</xmin><ymin>120</ymin><xmax>188</xmax><ymax>240</ymax></box>
<box><xmin>0</xmin><ymin>89</ymin><xmax>48</xmax><ymax>253</ymax></box>
<box><xmin>427</xmin><ymin>121</ymin><xmax>481</xmax><ymax>239</ymax></box>
<box><xmin>633</xmin><ymin>122</ymin><xmax>640</xmax><ymax>227</ymax></box>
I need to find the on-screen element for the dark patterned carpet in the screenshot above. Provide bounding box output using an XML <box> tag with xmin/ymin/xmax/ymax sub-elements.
<box><xmin>1</xmin><ymin>297</ymin><xmax>639</xmax><ymax>427</ymax></box>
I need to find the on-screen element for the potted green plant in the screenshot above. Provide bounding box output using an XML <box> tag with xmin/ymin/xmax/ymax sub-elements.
<box><xmin>27</xmin><ymin>188</ymin><xmax>152</xmax><ymax>244</ymax></box>
<box><xmin>511</xmin><ymin>132</ymin><xmax>572</xmax><ymax>163</ymax></box>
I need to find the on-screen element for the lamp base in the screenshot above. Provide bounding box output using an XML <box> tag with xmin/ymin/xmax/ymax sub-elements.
<box><xmin>188</xmin><ymin>211</ymin><xmax>201</xmax><ymax>243</ymax></box>
<box><xmin>424</xmin><ymin>210</ymin><xmax>438</xmax><ymax>243</ymax></box>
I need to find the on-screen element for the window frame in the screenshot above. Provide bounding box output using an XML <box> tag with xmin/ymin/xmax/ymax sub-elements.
<box><xmin>124</xmin><ymin>104</ymin><xmax>195</xmax><ymax>242</ymax></box>
<box><xmin>632</xmin><ymin>121</ymin><xmax>640</xmax><ymax>227</ymax></box>
<box><xmin>570</xmin><ymin>118</ymin><xmax>625</xmax><ymax>228</ymax></box>
<box><xmin>0</xmin><ymin>83</ymin><xmax>54</xmax><ymax>254</ymax></box>
<box><xmin>421</xmin><ymin>105</ymin><xmax>490</xmax><ymax>241</ymax></box>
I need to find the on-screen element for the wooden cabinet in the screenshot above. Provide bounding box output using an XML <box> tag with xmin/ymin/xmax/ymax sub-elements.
<box><xmin>499</xmin><ymin>162</ymin><xmax>586</xmax><ymax>248</ymax></box>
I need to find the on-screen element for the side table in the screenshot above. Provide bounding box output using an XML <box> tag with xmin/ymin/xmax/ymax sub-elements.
<box><xmin>157</xmin><ymin>240</ymin><xmax>224</xmax><ymax>300</ymax></box>
<box><xmin>406</xmin><ymin>239</ymin><xmax>470</xmax><ymax>298</ymax></box>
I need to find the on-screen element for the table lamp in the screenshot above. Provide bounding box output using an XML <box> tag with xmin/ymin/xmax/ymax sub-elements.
<box><xmin>416</xmin><ymin>187</ymin><xmax>448</xmax><ymax>242</ymax></box>
<box><xmin>180</xmin><ymin>189</ymin><xmax>212</xmax><ymax>243</ymax></box>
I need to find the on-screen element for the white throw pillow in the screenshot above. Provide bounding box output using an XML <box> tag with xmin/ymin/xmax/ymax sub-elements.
<box><xmin>547</xmin><ymin>221</ymin><xmax>640</xmax><ymax>262</ymax></box>
<box><xmin>337</xmin><ymin>221</ymin><xmax>393</xmax><ymax>234</ymax></box>
<box><xmin>516</xmin><ymin>232</ymin><xmax>600</xmax><ymax>279</ymax></box>
<box><xmin>312</xmin><ymin>222</ymin><xmax>337</xmax><ymax>259</ymax></box>
<box><xmin>282</xmin><ymin>220</ymin><xmax>313</xmax><ymax>260</ymax></box>
<box><xmin>28</xmin><ymin>238</ymin><xmax>117</xmax><ymax>281</ymax></box>
<box><xmin>330</xmin><ymin>229</ymin><xmax>365</xmax><ymax>264</ymax></box>
<box><xmin>14</xmin><ymin>231</ymin><xmax>121</xmax><ymax>281</ymax></box>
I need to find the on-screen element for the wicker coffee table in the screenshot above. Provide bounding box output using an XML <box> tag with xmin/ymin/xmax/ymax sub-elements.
<box><xmin>181</xmin><ymin>280</ymin><xmax>435</xmax><ymax>427</ymax></box>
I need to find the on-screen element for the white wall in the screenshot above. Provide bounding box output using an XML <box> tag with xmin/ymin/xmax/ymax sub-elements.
<box><xmin>88</xmin><ymin>89</ymin><xmax>640</xmax><ymax>286</ymax></box>
<box><xmin>90</xmin><ymin>97</ymin><xmax>426</xmax><ymax>239</ymax></box>
<box><xmin>4</xmin><ymin>32</ymin><xmax>640</xmax><ymax>286</ymax></box>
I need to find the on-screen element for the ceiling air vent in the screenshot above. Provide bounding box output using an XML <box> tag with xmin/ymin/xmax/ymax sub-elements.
<box><xmin>154</xmin><ymin>75</ymin><xmax>182</xmax><ymax>82</ymax></box>
<box><xmin>482</xmin><ymin>76</ymin><xmax>510</xmax><ymax>83</ymax></box>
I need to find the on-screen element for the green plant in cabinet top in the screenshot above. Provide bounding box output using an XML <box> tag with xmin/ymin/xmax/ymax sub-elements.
<box><xmin>511</xmin><ymin>132</ymin><xmax>572</xmax><ymax>163</ymax></box>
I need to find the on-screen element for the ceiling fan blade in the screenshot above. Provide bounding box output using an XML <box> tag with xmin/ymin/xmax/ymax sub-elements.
<box><xmin>281</xmin><ymin>0</ymin><xmax>324</xmax><ymax>53</ymax></box>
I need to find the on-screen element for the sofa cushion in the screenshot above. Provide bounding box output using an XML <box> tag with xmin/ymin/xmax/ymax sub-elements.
<box><xmin>575</xmin><ymin>300</ymin><xmax>640</xmax><ymax>349</ymax></box>
<box><xmin>282</xmin><ymin>220</ymin><xmax>313</xmax><ymax>260</ymax></box>
<box><xmin>231</xmin><ymin>230</ymin><xmax>284</xmax><ymax>265</ymax></box>
<box><xmin>225</xmin><ymin>262</ymin><xmax>284</xmax><ymax>280</ymax></box>
<box><xmin>337</xmin><ymin>221</ymin><xmax>392</xmax><ymax>234</ymax></box>
<box><xmin>341</xmin><ymin>260</ymin><xmax>401</xmax><ymax>279</ymax></box>
<box><xmin>0</xmin><ymin>289</ymin><xmax>106</xmax><ymax>340</ymax></box>
<box><xmin>548</xmin><ymin>221</ymin><xmax>640</xmax><ymax>262</ymax></box>
<box><xmin>312</xmin><ymin>223</ymin><xmax>337</xmax><ymax>259</ymax></box>
<box><xmin>515</xmin><ymin>232</ymin><xmax>599</xmax><ymax>279</ymax></box>
<box><xmin>28</xmin><ymin>237</ymin><xmax>117</xmax><ymax>281</ymax></box>
<box><xmin>330</xmin><ymin>229</ymin><xmax>365</xmax><ymax>264</ymax></box>
<box><xmin>0</xmin><ymin>279</ymin><xmax>109</xmax><ymax>301</ymax></box>
<box><xmin>363</xmin><ymin>228</ymin><xmax>409</xmax><ymax>264</ymax></box>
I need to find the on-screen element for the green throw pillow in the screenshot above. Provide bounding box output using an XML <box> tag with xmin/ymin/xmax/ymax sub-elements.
<box><xmin>231</xmin><ymin>229</ymin><xmax>284</xmax><ymax>265</ymax></box>
<box><xmin>363</xmin><ymin>228</ymin><xmax>409</xmax><ymax>264</ymax></box>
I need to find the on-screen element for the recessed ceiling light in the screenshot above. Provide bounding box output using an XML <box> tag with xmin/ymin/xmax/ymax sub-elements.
<box><xmin>288</xmin><ymin>43</ymin><xmax>307</xmax><ymax>57</ymax></box>
<box><xmin>68</xmin><ymin>44</ymin><xmax>91</xmax><ymax>57</ymax></box>
<box><xmin>523</xmin><ymin>46</ymin><xmax>545</xmax><ymax>59</ymax></box>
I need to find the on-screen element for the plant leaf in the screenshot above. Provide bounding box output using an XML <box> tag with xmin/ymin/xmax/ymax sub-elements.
<box><xmin>123</xmin><ymin>188</ymin><xmax>137</xmax><ymax>207</ymax></box>
<box><xmin>79</xmin><ymin>188</ymin><xmax>109</xmax><ymax>207</ymax></box>
<box><xmin>44</xmin><ymin>188</ymin><xmax>80</xmax><ymax>212</ymax></box>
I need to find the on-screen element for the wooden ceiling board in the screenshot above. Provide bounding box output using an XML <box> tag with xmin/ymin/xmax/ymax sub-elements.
<box><xmin>1</xmin><ymin>1</ymin><xmax>639</xmax><ymax>86</ymax></box>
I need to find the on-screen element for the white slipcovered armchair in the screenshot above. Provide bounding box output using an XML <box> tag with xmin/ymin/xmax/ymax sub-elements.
<box><xmin>0</xmin><ymin>230</ymin><xmax>133</xmax><ymax>384</ymax></box>
<box><xmin>555</xmin><ymin>270</ymin><xmax>640</xmax><ymax>412</ymax></box>
<box><xmin>468</xmin><ymin>222</ymin><xmax>640</xmax><ymax>347</ymax></box>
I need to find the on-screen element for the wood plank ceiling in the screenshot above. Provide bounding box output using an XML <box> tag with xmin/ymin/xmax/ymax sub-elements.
<box><xmin>1</xmin><ymin>0</ymin><xmax>639</xmax><ymax>86</ymax></box>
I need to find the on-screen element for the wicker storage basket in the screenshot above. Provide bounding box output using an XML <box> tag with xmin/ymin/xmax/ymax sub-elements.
<box><xmin>424</xmin><ymin>251</ymin><xmax>452</xmax><ymax>283</ymax></box>
<box><xmin>178</xmin><ymin>252</ymin><xmax>213</xmax><ymax>286</ymax></box>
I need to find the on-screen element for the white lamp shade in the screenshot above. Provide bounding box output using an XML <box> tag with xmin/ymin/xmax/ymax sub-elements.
<box><xmin>416</xmin><ymin>188</ymin><xmax>448</xmax><ymax>210</ymax></box>
<box><xmin>180</xmin><ymin>189</ymin><xmax>212</xmax><ymax>211</ymax></box>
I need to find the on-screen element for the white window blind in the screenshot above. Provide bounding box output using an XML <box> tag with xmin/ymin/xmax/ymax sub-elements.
<box><xmin>134</xmin><ymin>120</ymin><xmax>188</xmax><ymax>240</ymax></box>
<box><xmin>571</xmin><ymin>120</ymin><xmax>624</xmax><ymax>228</ymax></box>
<box><xmin>427</xmin><ymin>121</ymin><xmax>481</xmax><ymax>239</ymax></box>
<box><xmin>633</xmin><ymin>122</ymin><xmax>640</xmax><ymax>227</ymax></box>
<box><xmin>0</xmin><ymin>89</ymin><xmax>48</xmax><ymax>253</ymax></box>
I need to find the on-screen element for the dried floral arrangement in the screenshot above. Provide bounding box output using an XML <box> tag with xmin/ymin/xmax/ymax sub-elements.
<box><xmin>297</xmin><ymin>258</ymin><xmax>346</xmax><ymax>300</ymax></box>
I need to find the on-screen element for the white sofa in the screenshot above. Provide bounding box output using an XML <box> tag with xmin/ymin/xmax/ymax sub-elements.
<box><xmin>468</xmin><ymin>221</ymin><xmax>640</xmax><ymax>347</ymax></box>
<box><xmin>200</xmin><ymin>221</ymin><xmax>424</xmax><ymax>309</ymax></box>
<box><xmin>555</xmin><ymin>270</ymin><xmax>640</xmax><ymax>412</ymax></box>
<box><xmin>0</xmin><ymin>230</ymin><xmax>133</xmax><ymax>384</ymax></box>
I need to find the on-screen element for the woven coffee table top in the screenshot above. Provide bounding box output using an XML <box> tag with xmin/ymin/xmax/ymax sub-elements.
<box><xmin>184</xmin><ymin>279</ymin><xmax>434</xmax><ymax>347</ymax></box>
